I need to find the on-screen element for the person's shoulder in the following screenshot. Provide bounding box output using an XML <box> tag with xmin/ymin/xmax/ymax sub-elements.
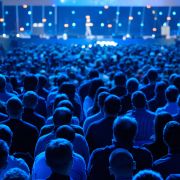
<box><xmin>71</xmin><ymin>124</ymin><xmax>84</xmax><ymax>135</ymax></box>
<box><xmin>34</xmin><ymin>112</ymin><xmax>46</xmax><ymax>121</ymax></box>
<box><xmin>91</xmin><ymin>145</ymin><xmax>114</xmax><ymax>157</ymax></box>
<box><xmin>132</xmin><ymin>146</ymin><xmax>152</xmax><ymax>156</ymax></box>
<box><xmin>22</xmin><ymin>120</ymin><xmax>39</xmax><ymax>132</ymax></box>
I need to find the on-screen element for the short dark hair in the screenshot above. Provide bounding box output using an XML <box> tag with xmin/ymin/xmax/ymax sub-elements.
<box><xmin>53</xmin><ymin>94</ymin><xmax>69</xmax><ymax>110</ymax></box>
<box><xmin>53</xmin><ymin>107</ymin><xmax>72</xmax><ymax>127</ymax></box>
<box><xmin>23</xmin><ymin>75</ymin><xmax>38</xmax><ymax>91</ymax></box>
<box><xmin>154</xmin><ymin>81</ymin><xmax>167</xmax><ymax>95</ymax></box>
<box><xmin>104</xmin><ymin>95</ymin><xmax>121</xmax><ymax>115</ymax></box>
<box><xmin>0</xmin><ymin>124</ymin><xmax>13</xmax><ymax>146</ymax></box>
<box><xmin>0</xmin><ymin>140</ymin><xmax>9</xmax><ymax>169</ymax></box>
<box><xmin>126</xmin><ymin>78</ymin><xmax>139</xmax><ymax>94</ymax></box>
<box><xmin>56</xmin><ymin>125</ymin><xmax>75</xmax><ymax>142</ymax></box>
<box><xmin>133</xmin><ymin>170</ymin><xmax>163</xmax><ymax>180</ymax></box>
<box><xmin>113</xmin><ymin>116</ymin><xmax>137</xmax><ymax>145</ymax></box>
<box><xmin>114</xmin><ymin>71</ymin><xmax>127</xmax><ymax>86</ymax></box>
<box><xmin>165</xmin><ymin>85</ymin><xmax>179</xmax><ymax>102</ymax></box>
<box><xmin>132</xmin><ymin>91</ymin><xmax>147</xmax><ymax>108</ymax></box>
<box><xmin>45</xmin><ymin>138</ymin><xmax>73</xmax><ymax>172</ymax></box>
<box><xmin>2</xmin><ymin>168</ymin><xmax>29</xmax><ymax>180</ymax></box>
<box><xmin>154</xmin><ymin>112</ymin><xmax>173</xmax><ymax>141</ymax></box>
<box><xmin>147</xmin><ymin>68</ymin><xmax>158</xmax><ymax>82</ymax></box>
<box><xmin>88</xmin><ymin>70</ymin><xmax>99</xmax><ymax>79</ymax></box>
<box><xmin>57</xmin><ymin>100</ymin><xmax>74</xmax><ymax>113</ymax></box>
<box><xmin>59</xmin><ymin>83</ymin><xmax>76</xmax><ymax>99</ymax></box>
<box><xmin>6</xmin><ymin>97</ymin><xmax>23</xmax><ymax>117</ymax></box>
<box><xmin>23</xmin><ymin>91</ymin><xmax>38</xmax><ymax>109</ymax></box>
<box><xmin>163</xmin><ymin>121</ymin><xmax>180</xmax><ymax>149</ymax></box>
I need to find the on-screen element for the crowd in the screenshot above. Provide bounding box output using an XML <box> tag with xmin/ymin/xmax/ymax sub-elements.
<box><xmin>0</xmin><ymin>43</ymin><xmax>180</xmax><ymax>180</ymax></box>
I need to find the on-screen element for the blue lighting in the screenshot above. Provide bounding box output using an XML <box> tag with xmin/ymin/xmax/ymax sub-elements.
<box><xmin>137</xmin><ymin>11</ymin><xmax>141</xmax><ymax>15</ymax></box>
<box><xmin>48</xmin><ymin>23</ymin><xmax>52</xmax><ymax>27</ymax></box>
<box><xmin>118</xmin><ymin>23</ymin><xmax>122</xmax><ymax>27</ymax></box>
<box><xmin>100</xmin><ymin>23</ymin><xmax>105</xmax><ymax>27</ymax></box>
<box><xmin>72</xmin><ymin>22</ymin><xmax>76</xmax><ymax>27</ymax></box>
<box><xmin>2</xmin><ymin>22</ymin><xmax>6</xmax><ymax>26</ymax></box>
<box><xmin>116</xmin><ymin>11</ymin><xmax>120</xmax><ymax>15</ymax></box>
<box><xmin>159</xmin><ymin>11</ymin><xmax>163</xmax><ymax>15</ymax></box>
<box><xmin>172</xmin><ymin>11</ymin><xmax>176</xmax><ymax>16</ymax></box>
<box><xmin>5</xmin><ymin>11</ymin><xmax>9</xmax><ymax>15</ymax></box>
<box><xmin>28</xmin><ymin>11</ymin><xmax>32</xmax><ymax>15</ymax></box>
<box><xmin>177</xmin><ymin>23</ymin><xmax>180</xmax><ymax>27</ymax></box>
<box><xmin>140</xmin><ymin>23</ymin><xmax>144</xmax><ymax>27</ymax></box>
<box><xmin>72</xmin><ymin>10</ymin><xmax>76</xmax><ymax>15</ymax></box>
<box><xmin>49</xmin><ymin>11</ymin><xmax>53</xmax><ymax>15</ymax></box>
<box><xmin>26</xmin><ymin>22</ymin><xmax>30</xmax><ymax>27</ymax></box>
<box><xmin>99</xmin><ymin>10</ymin><xmax>103</xmax><ymax>15</ymax></box>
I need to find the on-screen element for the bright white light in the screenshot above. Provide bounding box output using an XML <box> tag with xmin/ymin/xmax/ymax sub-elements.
<box><xmin>159</xmin><ymin>11</ymin><xmax>163</xmax><ymax>16</ymax></box>
<box><xmin>81</xmin><ymin>45</ymin><xmax>86</xmax><ymax>49</ymax></box>
<box><xmin>140</xmin><ymin>23</ymin><xmax>144</xmax><ymax>27</ymax></box>
<box><xmin>116</xmin><ymin>11</ymin><xmax>120</xmax><ymax>15</ymax></box>
<box><xmin>72</xmin><ymin>10</ymin><xmax>75</xmax><ymax>15</ymax></box>
<box><xmin>28</xmin><ymin>11</ymin><xmax>32</xmax><ymax>15</ymax></box>
<box><xmin>152</xmin><ymin>34</ymin><xmax>155</xmax><ymax>38</ymax></box>
<box><xmin>88</xmin><ymin>44</ymin><xmax>93</xmax><ymax>48</ymax></box>
<box><xmin>60</xmin><ymin>0</ymin><xmax>65</xmax><ymax>3</ymax></box>
<box><xmin>177</xmin><ymin>23</ymin><xmax>180</xmax><ymax>27</ymax></box>
<box><xmin>126</xmin><ymin>34</ymin><xmax>131</xmax><ymax>38</ymax></box>
<box><xmin>96</xmin><ymin>41</ymin><xmax>117</xmax><ymax>47</ymax></box>
<box><xmin>48</xmin><ymin>23</ymin><xmax>52</xmax><ymax>27</ymax></box>
<box><xmin>63</xmin><ymin>33</ymin><xmax>68</xmax><ymax>40</ymax></box>
<box><xmin>26</xmin><ymin>22</ymin><xmax>30</xmax><ymax>27</ymax></box>
<box><xmin>172</xmin><ymin>11</ymin><xmax>176</xmax><ymax>16</ymax></box>
<box><xmin>163</xmin><ymin>22</ymin><xmax>167</xmax><ymax>26</ymax></box>
<box><xmin>16</xmin><ymin>34</ymin><xmax>20</xmax><ymax>38</ymax></box>
<box><xmin>137</xmin><ymin>11</ymin><xmax>141</xmax><ymax>15</ymax></box>
<box><xmin>49</xmin><ymin>11</ymin><xmax>53</xmax><ymax>15</ymax></box>
<box><xmin>118</xmin><ymin>23</ymin><xmax>122</xmax><ymax>27</ymax></box>
<box><xmin>99</xmin><ymin>11</ymin><xmax>103</xmax><ymax>15</ymax></box>
<box><xmin>2</xmin><ymin>34</ymin><xmax>6</xmax><ymax>37</ymax></box>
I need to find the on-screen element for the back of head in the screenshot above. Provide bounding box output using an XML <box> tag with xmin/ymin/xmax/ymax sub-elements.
<box><xmin>98</xmin><ymin>92</ymin><xmax>110</xmax><ymax>109</ymax></box>
<box><xmin>104</xmin><ymin>95</ymin><xmax>121</xmax><ymax>115</ymax></box>
<box><xmin>166</xmin><ymin>174</ymin><xmax>180</xmax><ymax>180</ymax></box>
<box><xmin>53</xmin><ymin>107</ymin><xmax>72</xmax><ymax>127</ymax></box>
<box><xmin>0</xmin><ymin>140</ymin><xmax>9</xmax><ymax>169</ymax></box>
<box><xmin>57</xmin><ymin>100</ymin><xmax>74</xmax><ymax>113</ymax></box>
<box><xmin>57</xmin><ymin>74</ymin><xmax>69</xmax><ymax>87</ymax></box>
<box><xmin>38</xmin><ymin>75</ymin><xmax>48</xmax><ymax>88</ymax></box>
<box><xmin>88</xmin><ymin>70</ymin><xmax>99</xmax><ymax>79</ymax></box>
<box><xmin>163</xmin><ymin>121</ymin><xmax>180</xmax><ymax>150</ymax></box>
<box><xmin>6</xmin><ymin>97</ymin><xmax>23</xmax><ymax>119</ymax></box>
<box><xmin>45</xmin><ymin>138</ymin><xmax>73</xmax><ymax>174</ymax></box>
<box><xmin>59</xmin><ymin>83</ymin><xmax>76</xmax><ymax>99</ymax></box>
<box><xmin>173</xmin><ymin>75</ymin><xmax>180</xmax><ymax>92</ymax></box>
<box><xmin>2</xmin><ymin>168</ymin><xmax>29</xmax><ymax>180</ymax></box>
<box><xmin>165</xmin><ymin>85</ymin><xmax>179</xmax><ymax>103</ymax></box>
<box><xmin>23</xmin><ymin>75</ymin><xmax>38</xmax><ymax>91</ymax></box>
<box><xmin>133</xmin><ymin>170</ymin><xmax>163</xmax><ymax>180</ymax></box>
<box><xmin>155</xmin><ymin>112</ymin><xmax>173</xmax><ymax>141</ymax></box>
<box><xmin>113</xmin><ymin>116</ymin><xmax>137</xmax><ymax>146</ymax></box>
<box><xmin>126</xmin><ymin>78</ymin><xmax>139</xmax><ymax>94</ymax></box>
<box><xmin>0</xmin><ymin>74</ymin><xmax>6</xmax><ymax>91</ymax></box>
<box><xmin>23</xmin><ymin>91</ymin><xmax>38</xmax><ymax>109</ymax></box>
<box><xmin>0</xmin><ymin>124</ymin><xmax>13</xmax><ymax>147</ymax></box>
<box><xmin>132</xmin><ymin>91</ymin><xmax>147</xmax><ymax>109</ymax></box>
<box><xmin>53</xmin><ymin>94</ymin><xmax>69</xmax><ymax>110</ymax></box>
<box><xmin>88</xmin><ymin>78</ymin><xmax>104</xmax><ymax>99</ymax></box>
<box><xmin>154</xmin><ymin>81</ymin><xmax>167</xmax><ymax>95</ymax></box>
<box><xmin>56</xmin><ymin>125</ymin><xmax>75</xmax><ymax>142</ymax></box>
<box><xmin>109</xmin><ymin>148</ymin><xmax>134</xmax><ymax>178</ymax></box>
<box><xmin>114</xmin><ymin>71</ymin><xmax>127</xmax><ymax>86</ymax></box>
<box><xmin>147</xmin><ymin>68</ymin><xmax>158</xmax><ymax>82</ymax></box>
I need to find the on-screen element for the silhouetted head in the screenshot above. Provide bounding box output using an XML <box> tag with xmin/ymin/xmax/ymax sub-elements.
<box><xmin>165</xmin><ymin>85</ymin><xmax>179</xmax><ymax>103</ymax></box>
<box><xmin>59</xmin><ymin>83</ymin><xmax>76</xmax><ymax>99</ymax></box>
<box><xmin>154</xmin><ymin>81</ymin><xmax>167</xmax><ymax>96</ymax></box>
<box><xmin>45</xmin><ymin>138</ymin><xmax>73</xmax><ymax>175</ymax></box>
<box><xmin>56</xmin><ymin>100</ymin><xmax>74</xmax><ymax>113</ymax></box>
<box><xmin>23</xmin><ymin>75</ymin><xmax>38</xmax><ymax>91</ymax></box>
<box><xmin>53</xmin><ymin>94</ymin><xmax>69</xmax><ymax>110</ymax></box>
<box><xmin>98</xmin><ymin>92</ymin><xmax>110</xmax><ymax>110</ymax></box>
<box><xmin>38</xmin><ymin>74</ymin><xmax>48</xmax><ymax>88</ymax></box>
<box><xmin>114</xmin><ymin>71</ymin><xmax>127</xmax><ymax>86</ymax></box>
<box><xmin>133</xmin><ymin>170</ymin><xmax>163</xmax><ymax>180</ymax></box>
<box><xmin>23</xmin><ymin>91</ymin><xmax>38</xmax><ymax>110</ymax></box>
<box><xmin>132</xmin><ymin>91</ymin><xmax>147</xmax><ymax>109</ymax></box>
<box><xmin>147</xmin><ymin>68</ymin><xmax>158</xmax><ymax>83</ymax></box>
<box><xmin>126</xmin><ymin>78</ymin><xmax>139</xmax><ymax>94</ymax></box>
<box><xmin>88</xmin><ymin>70</ymin><xmax>99</xmax><ymax>79</ymax></box>
<box><xmin>113</xmin><ymin>116</ymin><xmax>137</xmax><ymax>147</ymax></box>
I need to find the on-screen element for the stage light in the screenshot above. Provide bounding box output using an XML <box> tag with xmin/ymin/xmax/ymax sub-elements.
<box><xmin>38</xmin><ymin>23</ymin><xmax>44</xmax><ymax>27</ymax></box>
<box><xmin>0</xmin><ymin>18</ymin><xmax>4</xmax><ymax>23</ymax></box>
<box><xmin>140</xmin><ymin>23</ymin><xmax>144</xmax><ymax>27</ymax></box>
<box><xmin>81</xmin><ymin>45</ymin><xmax>86</xmax><ymax>49</ymax></box>
<box><xmin>64</xmin><ymin>24</ymin><xmax>69</xmax><ymax>28</ymax></box>
<box><xmin>99</xmin><ymin>11</ymin><xmax>103</xmax><ymax>15</ymax></box>
<box><xmin>172</xmin><ymin>11</ymin><xmax>176</xmax><ymax>16</ymax></box>
<box><xmin>5</xmin><ymin>11</ymin><xmax>8</xmax><ymax>15</ymax></box>
<box><xmin>72</xmin><ymin>22</ymin><xmax>76</xmax><ymax>27</ymax></box>
<box><xmin>152</xmin><ymin>10</ymin><xmax>156</xmax><ymax>14</ymax></box>
<box><xmin>159</xmin><ymin>11</ymin><xmax>163</xmax><ymax>16</ymax></box>
<box><xmin>163</xmin><ymin>22</ymin><xmax>167</xmax><ymax>26</ymax></box>
<box><xmin>49</xmin><ymin>11</ymin><xmax>53</xmax><ymax>15</ymax></box>
<box><xmin>2</xmin><ymin>22</ymin><xmax>6</xmax><ymax>26</ymax></box>
<box><xmin>23</xmin><ymin>4</ymin><xmax>28</xmax><ymax>9</ymax></box>
<box><xmin>20</xmin><ymin>27</ymin><xmax>24</xmax><ymax>32</ymax></box>
<box><xmin>129</xmin><ymin>16</ymin><xmax>133</xmax><ymax>21</ymax></box>
<box><xmin>28</xmin><ymin>11</ymin><xmax>32</xmax><ymax>15</ymax></box>
<box><xmin>88</xmin><ymin>44</ymin><xmax>93</xmax><ymax>48</ymax></box>
<box><xmin>154</xmin><ymin>17</ymin><xmax>158</xmax><ymax>21</ymax></box>
<box><xmin>116</xmin><ymin>11</ymin><xmax>120</xmax><ymax>15</ymax></box>
<box><xmin>60</xmin><ymin>0</ymin><xmax>65</xmax><ymax>3</ymax></box>
<box><xmin>126</xmin><ymin>34</ymin><xmax>131</xmax><ymax>38</ymax></box>
<box><xmin>152</xmin><ymin>34</ymin><xmax>155</xmax><ymax>38</ymax></box>
<box><xmin>72</xmin><ymin>10</ymin><xmax>75</xmax><ymax>15</ymax></box>
<box><xmin>146</xmin><ymin>5</ymin><xmax>151</xmax><ymax>9</ymax></box>
<box><xmin>48</xmin><ymin>23</ymin><xmax>52</xmax><ymax>27</ymax></box>
<box><xmin>137</xmin><ymin>11</ymin><xmax>141</xmax><ymax>15</ymax></box>
<box><xmin>33</xmin><ymin>23</ymin><xmax>38</xmax><ymax>27</ymax></box>
<box><xmin>42</xmin><ymin>18</ymin><xmax>47</xmax><ymax>23</ymax></box>
<box><xmin>152</xmin><ymin>28</ymin><xmax>157</xmax><ymax>32</ymax></box>
<box><xmin>26</xmin><ymin>23</ymin><xmax>30</xmax><ymax>27</ymax></box>
<box><xmin>177</xmin><ymin>23</ymin><xmax>180</xmax><ymax>27</ymax></box>
<box><xmin>16</xmin><ymin>34</ymin><xmax>20</xmax><ymax>38</ymax></box>
<box><xmin>100</xmin><ymin>23</ymin><xmax>105</xmax><ymax>27</ymax></box>
<box><xmin>2</xmin><ymin>34</ymin><xmax>6</xmax><ymax>38</ymax></box>
<box><xmin>86</xmin><ymin>15</ymin><xmax>90</xmax><ymax>20</ymax></box>
<box><xmin>104</xmin><ymin>5</ymin><xmax>109</xmax><ymax>9</ymax></box>
<box><xmin>107</xmin><ymin>24</ymin><xmax>112</xmax><ymax>28</ymax></box>
<box><xmin>167</xmin><ymin>16</ymin><xmax>171</xmax><ymax>21</ymax></box>
<box><xmin>118</xmin><ymin>23</ymin><xmax>122</xmax><ymax>27</ymax></box>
